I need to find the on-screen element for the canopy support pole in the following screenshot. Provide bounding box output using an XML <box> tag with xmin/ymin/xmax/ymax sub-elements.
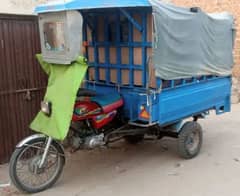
<box><xmin>82</xmin><ymin>13</ymin><xmax>94</xmax><ymax>32</ymax></box>
<box><xmin>119</xmin><ymin>8</ymin><xmax>143</xmax><ymax>32</ymax></box>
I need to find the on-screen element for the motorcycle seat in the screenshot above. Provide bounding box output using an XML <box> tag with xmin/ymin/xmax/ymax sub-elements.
<box><xmin>90</xmin><ymin>93</ymin><xmax>123</xmax><ymax>113</ymax></box>
<box><xmin>77</xmin><ymin>88</ymin><xmax>97</xmax><ymax>97</ymax></box>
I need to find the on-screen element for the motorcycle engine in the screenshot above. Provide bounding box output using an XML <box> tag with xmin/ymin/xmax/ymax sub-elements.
<box><xmin>68</xmin><ymin>121</ymin><xmax>105</xmax><ymax>150</ymax></box>
<box><xmin>84</xmin><ymin>134</ymin><xmax>105</xmax><ymax>149</ymax></box>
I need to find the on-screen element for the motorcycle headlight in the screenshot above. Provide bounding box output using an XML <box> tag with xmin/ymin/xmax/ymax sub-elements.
<box><xmin>41</xmin><ymin>101</ymin><xmax>52</xmax><ymax>116</ymax></box>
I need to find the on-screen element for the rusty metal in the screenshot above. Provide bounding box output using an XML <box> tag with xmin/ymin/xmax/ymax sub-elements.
<box><xmin>0</xmin><ymin>14</ymin><xmax>47</xmax><ymax>163</ymax></box>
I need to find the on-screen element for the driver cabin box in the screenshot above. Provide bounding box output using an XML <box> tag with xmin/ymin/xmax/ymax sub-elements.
<box><xmin>38</xmin><ymin>8</ymin><xmax>156</xmax><ymax>88</ymax></box>
<box><xmin>38</xmin><ymin>11</ymin><xmax>83</xmax><ymax>64</ymax></box>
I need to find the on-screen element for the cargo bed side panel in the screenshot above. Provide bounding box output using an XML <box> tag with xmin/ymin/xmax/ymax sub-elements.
<box><xmin>158</xmin><ymin>77</ymin><xmax>231</xmax><ymax>125</ymax></box>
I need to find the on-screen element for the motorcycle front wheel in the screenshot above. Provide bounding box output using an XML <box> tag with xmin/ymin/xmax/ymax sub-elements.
<box><xmin>9</xmin><ymin>137</ymin><xmax>65</xmax><ymax>193</ymax></box>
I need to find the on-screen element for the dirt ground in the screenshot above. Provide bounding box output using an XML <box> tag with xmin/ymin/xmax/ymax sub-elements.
<box><xmin>0</xmin><ymin>104</ymin><xmax>240</xmax><ymax>196</ymax></box>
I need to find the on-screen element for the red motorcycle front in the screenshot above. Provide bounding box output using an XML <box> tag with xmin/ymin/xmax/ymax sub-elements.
<box><xmin>9</xmin><ymin>86</ymin><xmax>140</xmax><ymax>193</ymax></box>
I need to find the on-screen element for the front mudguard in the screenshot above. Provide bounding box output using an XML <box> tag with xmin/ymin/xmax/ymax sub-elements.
<box><xmin>16</xmin><ymin>134</ymin><xmax>65</xmax><ymax>164</ymax></box>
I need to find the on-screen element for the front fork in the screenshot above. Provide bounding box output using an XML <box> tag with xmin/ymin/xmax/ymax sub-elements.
<box><xmin>39</xmin><ymin>137</ymin><xmax>53</xmax><ymax>168</ymax></box>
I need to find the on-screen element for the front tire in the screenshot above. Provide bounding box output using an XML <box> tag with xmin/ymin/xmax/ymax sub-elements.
<box><xmin>178</xmin><ymin>121</ymin><xmax>203</xmax><ymax>159</ymax></box>
<box><xmin>9</xmin><ymin>137</ymin><xmax>65</xmax><ymax>193</ymax></box>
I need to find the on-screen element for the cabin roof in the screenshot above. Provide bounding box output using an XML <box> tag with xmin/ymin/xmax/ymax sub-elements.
<box><xmin>35</xmin><ymin>0</ymin><xmax>151</xmax><ymax>13</ymax></box>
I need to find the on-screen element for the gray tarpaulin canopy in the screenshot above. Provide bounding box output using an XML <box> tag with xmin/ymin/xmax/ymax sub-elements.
<box><xmin>149</xmin><ymin>0</ymin><xmax>235</xmax><ymax>80</ymax></box>
<box><xmin>35</xmin><ymin>0</ymin><xmax>235</xmax><ymax>80</ymax></box>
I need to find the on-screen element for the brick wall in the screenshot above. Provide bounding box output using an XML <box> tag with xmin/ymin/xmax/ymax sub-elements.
<box><xmin>172</xmin><ymin>0</ymin><xmax>240</xmax><ymax>103</ymax></box>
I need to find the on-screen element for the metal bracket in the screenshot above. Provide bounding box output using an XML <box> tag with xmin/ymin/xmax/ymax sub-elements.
<box><xmin>119</xmin><ymin>8</ymin><xmax>143</xmax><ymax>32</ymax></box>
<box><xmin>128</xmin><ymin>121</ymin><xmax>158</xmax><ymax>128</ymax></box>
<box><xmin>82</xmin><ymin>14</ymin><xmax>94</xmax><ymax>32</ymax></box>
<box><xmin>39</xmin><ymin>137</ymin><xmax>53</xmax><ymax>168</ymax></box>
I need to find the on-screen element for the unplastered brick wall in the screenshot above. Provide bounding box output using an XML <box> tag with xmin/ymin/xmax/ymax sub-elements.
<box><xmin>172</xmin><ymin>0</ymin><xmax>240</xmax><ymax>103</ymax></box>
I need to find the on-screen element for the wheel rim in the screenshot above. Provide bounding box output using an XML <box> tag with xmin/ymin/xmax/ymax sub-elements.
<box><xmin>185</xmin><ymin>130</ymin><xmax>200</xmax><ymax>154</ymax></box>
<box><xmin>15</xmin><ymin>141</ymin><xmax>61</xmax><ymax>189</ymax></box>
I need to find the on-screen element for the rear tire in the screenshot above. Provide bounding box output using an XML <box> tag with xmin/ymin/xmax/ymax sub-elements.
<box><xmin>124</xmin><ymin>134</ymin><xmax>144</xmax><ymax>144</ymax></box>
<box><xmin>178</xmin><ymin>121</ymin><xmax>202</xmax><ymax>159</ymax></box>
<box><xmin>9</xmin><ymin>137</ymin><xmax>65</xmax><ymax>193</ymax></box>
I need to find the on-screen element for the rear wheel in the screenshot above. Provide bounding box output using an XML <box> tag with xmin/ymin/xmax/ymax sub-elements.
<box><xmin>124</xmin><ymin>134</ymin><xmax>144</xmax><ymax>144</ymax></box>
<box><xmin>9</xmin><ymin>137</ymin><xmax>64</xmax><ymax>193</ymax></box>
<box><xmin>178</xmin><ymin>121</ymin><xmax>202</xmax><ymax>159</ymax></box>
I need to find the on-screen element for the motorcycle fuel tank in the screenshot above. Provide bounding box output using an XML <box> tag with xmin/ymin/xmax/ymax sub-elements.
<box><xmin>72</xmin><ymin>101</ymin><xmax>102</xmax><ymax>121</ymax></box>
<box><xmin>91</xmin><ymin>110</ymin><xmax>117</xmax><ymax>129</ymax></box>
<box><xmin>72</xmin><ymin>100</ymin><xmax>118</xmax><ymax>129</ymax></box>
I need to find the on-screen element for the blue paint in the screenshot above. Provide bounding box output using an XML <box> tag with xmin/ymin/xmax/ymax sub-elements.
<box><xmin>82</xmin><ymin>14</ymin><xmax>89</xmax><ymax>80</ymax></box>
<box><xmin>35</xmin><ymin>0</ymin><xmax>151</xmax><ymax>13</ymax></box>
<box><xmin>142</xmin><ymin>12</ymin><xmax>147</xmax><ymax>87</ymax></box>
<box><xmin>104</xmin><ymin>15</ymin><xmax>110</xmax><ymax>84</ymax></box>
<box><xmin>119</xmin><ymin>8</ymin><xmax>143</xmax><ymax>32</ymax></box>
<box><xmin>88</xmin><ymin>41</ymin><xmax>152</xmax><ymax>47</ymax></box>
<box><xmin>129</xmin><ymin>14</ymin><xmax>134</xmax><ymax>87</ymax></box>
<box><xmin>157</xmin><ymin>77</ymin><xmax>231</xmax><ymax>125</ymax></box>
<box><xmin>92</xmin><ymin>15</ymin><xmax>99</xmax><ymax>81</ymax></box>
<box><xmin>83</xmin><ymin>8</ymin><xmax>152</xmax><ymax>87</ymax></box>
<box><xmin>156</xmin><ymin>78</ymin><xmax>162</xmax><ymax>89</ymax></box>
<box><xmin>37</xmin><ymin>2</ymin><xmax>232</xmax><ymax>129</ymax></box>
<box><xmin>86</xmin><ymin>76</ymin><xmax>231</xmax><ymax>128</ymax></box>
<box><xmin>116</xmin><ymin>12</ymin><xmax>121</xmax><ymax>84</ymax></box>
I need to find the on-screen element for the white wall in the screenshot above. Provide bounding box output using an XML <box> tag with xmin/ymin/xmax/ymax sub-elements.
<box><xmin>0</xmin><ymin>0</ymin><xmax>48</xmax><ymax>15</ymax></box>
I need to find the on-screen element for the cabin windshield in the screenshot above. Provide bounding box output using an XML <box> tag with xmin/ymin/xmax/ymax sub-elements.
<box><xmin>43</xmin><ymin>22</ymin><xmax>66</xmax><ymax>52</ymax></box>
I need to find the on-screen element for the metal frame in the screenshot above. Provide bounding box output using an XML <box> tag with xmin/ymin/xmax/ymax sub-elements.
<box><xmin>82</xmin><ymin>7</ymin><xmax>152</xmax><ymax>88</ymax></box>
<box><xmin>39</xmin><ymin>137</ymin><xmax>53</xmax><ymax>168</ymax></box>
<box><xmin>119</xmin><ymin>8</ymin><xmax>143</xmax><ymax>32</ymax></box>
<box><xmin>16</xmin><ymin>134</ymin><xmax>65</xmax><ymax>159</ymax></box>
<box><xmin>81</xmin><ymin>7</ymin><xmax>231</xmax><ymax>128</ymax></box>
<box><xmin>33</xmin><ymin>0</ymin><xmax>232</xmax><ymax>132</ymax></box>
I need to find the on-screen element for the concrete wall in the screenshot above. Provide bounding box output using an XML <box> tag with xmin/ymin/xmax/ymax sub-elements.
<box><xmin>0</xmin><ymin>0</ymin><xmax>48</xmax><ymax>15</ymax></box>
<box><xmin>172</xmin><ymin>0</ymin><xmax>240</xmax><ymax>103</ymax></box>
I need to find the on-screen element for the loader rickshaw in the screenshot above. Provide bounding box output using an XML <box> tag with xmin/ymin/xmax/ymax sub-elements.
<box><xmin>9</xmin><ymin>0</ymin><xmax>234</xmax><ymax>193</ymax></box>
